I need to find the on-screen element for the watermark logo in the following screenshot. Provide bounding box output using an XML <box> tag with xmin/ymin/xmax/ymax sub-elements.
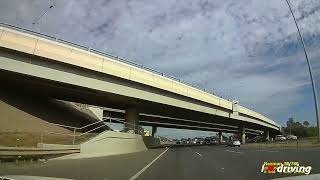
<box><xmin>261</xmin><ymin>162</ymin><xmax>312</xmax><ymax>175</ymax></box>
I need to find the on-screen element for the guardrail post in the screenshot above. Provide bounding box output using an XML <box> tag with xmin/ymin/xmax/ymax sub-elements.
<box><xmin>41</xmin><ymin>131</ymin><xmax>44</xmax><ymax>144</ymax></box>
<box><xmin>41</xmin><ymin>126</ymin><xmax>44</xmax><ymax>144</ymax></box>
<box><xmin>72</xmin><ymin>128</ymin><xmax>76</xmax><ymax>145</ymax></box>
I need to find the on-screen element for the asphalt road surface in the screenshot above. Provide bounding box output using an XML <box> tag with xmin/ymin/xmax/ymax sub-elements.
<box><xmin>1</xmin><ymin>146</ymin><xmax>320</xmax><ymax>180</ymax></box>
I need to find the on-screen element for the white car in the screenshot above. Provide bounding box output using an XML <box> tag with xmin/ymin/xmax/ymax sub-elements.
<box><xmin>287</xmin><ymin>135</ymin><xmax>298</xmax><ymax>140</ymax></box>
<box><xmin>232</xmin><ymin>140</ymin><xmax>241</xmax><ymax>147</ymax></box>
<box><xmin>192</xmin><ymin>139</ymin><xmax>198</xmax><ymax>144</ymax></box>
<box><xmin>275</xmin><ymin>135</ymin><xmax>286</xmax><ymax>141</ymax></box>
<box><xmin>227</xmin><ymin>140</ymin><xmax>241</xmax><ymax>147</ymax></box>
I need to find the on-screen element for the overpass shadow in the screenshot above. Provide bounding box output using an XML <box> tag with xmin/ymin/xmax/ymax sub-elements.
<box><xmin>0</xmin><ymin>87</ymin><xmax>109</xmax><ymax>133</ymax></box>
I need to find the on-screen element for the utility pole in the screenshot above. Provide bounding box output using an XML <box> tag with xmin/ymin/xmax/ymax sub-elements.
<box><xmin>284</xmin><ymin>0</ymin><xmax>320</xmax><ymax>142</ymax></box>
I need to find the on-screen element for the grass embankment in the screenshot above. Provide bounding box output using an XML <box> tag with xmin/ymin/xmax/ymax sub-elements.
<box><xmin>242</xmin><ymin>137</ymin><xmax>320</xmax><ymax>148</ymax></box>
<box><xmin>0</xmin><ymin>132</ymin><xmax>98</xmax><ymax>147</ymax></box>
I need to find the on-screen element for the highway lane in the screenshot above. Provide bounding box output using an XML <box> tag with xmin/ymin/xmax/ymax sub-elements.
<box><xmin>0</xmin><ymin>149</ymin><xmax>165</xmax><ymax>180</ymax></box>
<box><xmin>137</xmin><ymin>146</ymin><xmax>320</xmax><ymax>180</ymax></box>
<box><xmin>1</xmin><ymin>146</ymin><xmax>320</xmax><ymax>180</ymax></box>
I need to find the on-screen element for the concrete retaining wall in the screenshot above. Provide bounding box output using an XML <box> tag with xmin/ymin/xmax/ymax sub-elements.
<box><xmin>37</xmin><ymin>143</ymin><xmax>80</xmax><ymax>150</ymax></box>
<box><xmin>58</xmin><ymin>131</ymin><xmax>148</xmax><ymax>159</ymax></box>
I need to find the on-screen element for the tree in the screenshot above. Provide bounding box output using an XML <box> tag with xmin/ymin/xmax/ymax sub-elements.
<box><xmin>303</xmin><ymin>121</ymin><xmax>310</xmax><ymax>127</ymax></box>
<box><xmin>283</xmin><ymin>117</ymin><xmax>316</xmax><ymax>138</ymax></box>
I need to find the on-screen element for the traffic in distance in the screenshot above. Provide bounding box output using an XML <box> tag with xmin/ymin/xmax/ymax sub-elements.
<box><xmin>174</xmin><ymin>133</ymin><xmax>299</xmax><ymax>147</ymax></box>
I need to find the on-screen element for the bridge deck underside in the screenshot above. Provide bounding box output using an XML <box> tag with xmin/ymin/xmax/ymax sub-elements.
<box><xmin>0</xmin><ymin>68</ymin><xmax>274</xmax><ymax>135</ymax></box>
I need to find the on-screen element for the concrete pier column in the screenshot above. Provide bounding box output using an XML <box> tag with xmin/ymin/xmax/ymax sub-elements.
<box><xmin>239</xmin><ymin>126</ymin><xmax>246</xmax><ymax>144</ymax></box>
<box><xmin>264</xmin><ymin>130</ymin><xmax>270</xmax><ymax>141</ymax></box>
<box><xmin>152</xmin><ymin>126</ymin><xmax>157</xmax><ymax>137</ymax></box>
<box><xmin>125</xmin><ymin>108</ymin><xmax>139</xmax><ymax>133</ymax></box>
<box><xmin>232</xmin><ymin>101</ymin><xmax>239</xmax><ymax>116</ymax></box>
<box><xmin>218</xmin><ymin>132</ymin><xmax>223</xmax><ymax>144</ymax></box>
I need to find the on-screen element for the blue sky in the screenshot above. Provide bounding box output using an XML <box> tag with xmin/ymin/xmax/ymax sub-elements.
<box><xmin>0</xmin><ymin>0</ymin><xmax>319</xmax><ymax>138</ymax></box>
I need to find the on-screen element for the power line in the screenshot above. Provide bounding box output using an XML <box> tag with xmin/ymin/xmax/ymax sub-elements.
<box><xmin>32</xmin><ymin>1</ymin><xmax>55</xmax><ymax>25</ymax></box>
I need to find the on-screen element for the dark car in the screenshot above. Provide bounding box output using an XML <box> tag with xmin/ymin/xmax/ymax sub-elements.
<box><xmin>204</xmin><ymin>137</ymin><xmax>212</xmax><ymax>145</ymax></box>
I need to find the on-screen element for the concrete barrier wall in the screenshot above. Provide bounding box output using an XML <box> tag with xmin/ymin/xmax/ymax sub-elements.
<box><xmin>143</xmin><ymin>136</ymin><xmax>175</xmax><ymax>148</ymax></box>
<box><xmin>37</xmin><ymin>143</ymin><xmax>79</xmax><ymax>150</ymax></box>
<box><xmin>78</xmin><ymin>131</ymin><xmax>147</xmax><ymax>158</ymax></box>
<box><xmin>0</xmin><ymin>26</ymin><xmax>280</xmax><ymax>129</ymax></box>
<box><xmin>88</xmin><ymin>107</ymin><xmax>103</xmax><ymax>121</ymax></box>
<box><xmin>143</xmin><ymin>136</ymin><xmax>162</xmax><ymax>148</ymax></box>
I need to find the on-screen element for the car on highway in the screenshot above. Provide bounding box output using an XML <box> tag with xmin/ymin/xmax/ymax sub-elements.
<box><xmin>211</xmin><ymin>139</ymin><xmax>218</xmax><ymax>145</ymax></box>
<box><xmin>179</xmin><ymin>138</ymin><xmax>187</xmax><ymax>144</ymax></box>
<box><xmin>204</xmin><ymin>137</ymin><xmax>212</xmax><ymax>145</ymax></box>
<box><xmin>192</xmin><ymin>138</ymin><xmax>199</xmax><ymax>144</ymax></box>
<box><xmin>286</xmin><ymin>135</ymin><xmax>298</xmax><ymax>140</ymax></box>
<box><xmin>192</xmin><ymin>137</ymin><xmax>205</xmax><ymax>145</ymax></box>
<box><xmin>226</xmin><ymin>140</ymin><xmax>241</xmax><ymax>147</ymax></box>
<box><xmin>199</xmin><ymin>138</ymin><xmax>205</xmax><ymax>145</ymax></box>
<box><xmin>275</xmin><ymin>135</ymin><xmax>286</xmax><ymax>141</ymax></box>
<box><xmin>204</xmin><ymin>137</ymin><xmax>218</xmax><ymax>145</ymax></box>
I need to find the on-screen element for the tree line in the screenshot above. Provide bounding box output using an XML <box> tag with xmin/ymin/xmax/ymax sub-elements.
<box><xmin>282</xmin><ymin>118</ymin><xmax>317</xmax><ymax>138</ymax></box>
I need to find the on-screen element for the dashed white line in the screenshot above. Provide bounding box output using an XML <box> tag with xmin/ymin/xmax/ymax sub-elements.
<box><xmin>129</xmin><ymin>147</ymin><xmax>170</xmax><ymax>180</ymax></box>
<box><xmin>256</xmin><ymin>149</ymin><xmax>279</xmax><ymax>153</ymax></box>
<box><xmin>226</xmin><ymin>149</ymin><xmax>243</xmax><ymax>154</ymax></box>
<box><xmin>195</xmin><ymin>152</ymin><xmax>202</xmax><ymax>156</ymax></box>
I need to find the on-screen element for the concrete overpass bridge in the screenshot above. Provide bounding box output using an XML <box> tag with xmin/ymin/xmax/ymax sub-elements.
<box><xmin>0</xmin><ymin>23</ymin><xmax>280</xmax><ymax>143</ymax></box>
<box><xmin>101</xmin><ymin>107</ymin><xmax>265</xmax><ymax>136</ymax></box>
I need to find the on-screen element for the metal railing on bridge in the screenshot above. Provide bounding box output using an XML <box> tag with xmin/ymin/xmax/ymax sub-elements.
<box><xmin>40</xmin><ymin>117</ymin><xmax>144</xmax><ymax>145</ymax></box>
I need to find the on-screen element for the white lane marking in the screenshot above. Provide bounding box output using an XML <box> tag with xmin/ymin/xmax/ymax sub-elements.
<box><xmin>129</xmin><ymin>148</ymin><xmax>170</xmax><ymax>180</ymax></box>
<box><xmin>226</xmin><ymin>149</ymin><xmax>243</xmax><ymax>154</ymax></box>
<box><xmin>195</xmin><ymin>152</ymin><xmax>202</xmax><ymax>156</ymax></box>
<box><xmin>256</xmin><ymin>149</ymin><xmax>279</xmax><ymax>153</ymax></box>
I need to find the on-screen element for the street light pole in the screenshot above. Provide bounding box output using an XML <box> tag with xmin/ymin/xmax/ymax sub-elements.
<box><xmin>284</xmin><ymin>0</ymin><xmax>320</xmax><ymax>142</ymax></box>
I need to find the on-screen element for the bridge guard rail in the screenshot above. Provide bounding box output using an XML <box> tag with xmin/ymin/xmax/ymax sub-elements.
<box><xmin>40</xmin><ymin>117</ymin><xmax>145</xmax><ymax>145</ymax></box>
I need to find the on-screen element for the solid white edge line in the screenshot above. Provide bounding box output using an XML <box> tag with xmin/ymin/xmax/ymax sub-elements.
<box><xmin>129</xmin><ymin>147</ymin><xmax>170</xmax><ymax>180</ymax></box>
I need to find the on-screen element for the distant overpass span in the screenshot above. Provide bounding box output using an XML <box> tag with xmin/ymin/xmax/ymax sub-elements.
<box><xmin>0</xmin><ymin>23</ymin><xmax>280</xmax><ymax>143</ymax></box>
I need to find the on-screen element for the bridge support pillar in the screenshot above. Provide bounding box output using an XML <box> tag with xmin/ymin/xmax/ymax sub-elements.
<box><xmin>264</xmin><ymin>130</ymin><xmax>270</xmax><ymax>141</ymax></box>
<box><xmin>218</xmin><ymin>132</ymin><xmax>223</xmax><ymax>144</ymax></box>
<box><xmin>125</xmin><ymin>108</ymin><xmax>139</xmax><ymax>133</ymax></box>
<box><xmin>239</xmin><ymin>126</ymin><xmax>246</xmax><ymax>144</ymax></box>
<box><xmin>152</xmin><ymin>126</ymin><xmax>157</xmax><ymax>137</ymax></box>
